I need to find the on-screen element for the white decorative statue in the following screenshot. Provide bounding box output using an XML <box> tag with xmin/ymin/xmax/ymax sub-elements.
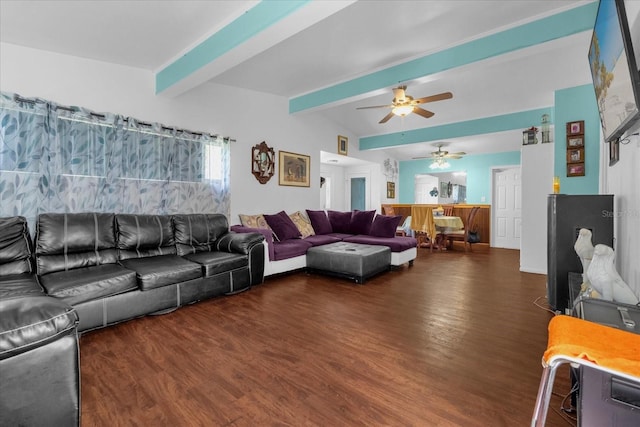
<box><xmin>574</xmin><ymin>228</ymin><xmax>594</xmax><ymax>285</ymax></box>
<box><xmin>587</xmin><ymin>244</ymin><xmax>639</xmax><ymax>305</ymax></box>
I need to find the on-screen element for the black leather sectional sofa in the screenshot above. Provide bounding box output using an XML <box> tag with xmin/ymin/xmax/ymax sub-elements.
<box><xmin>0</xmin><ymin>212</ymin><xmax>264</xmax><ymax>426</ymax></box>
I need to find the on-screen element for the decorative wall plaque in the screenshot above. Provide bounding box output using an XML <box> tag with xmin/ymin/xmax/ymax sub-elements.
<box><xmin>251</xmin><ymin>141</ymin><xmax>275</xmax><ymax>184</ymax></box>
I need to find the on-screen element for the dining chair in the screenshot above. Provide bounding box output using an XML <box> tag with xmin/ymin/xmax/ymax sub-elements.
<box><xmin>443</xmin><ymin>205</ymin><xmax>454</xmax><ymax>216</ymax></box>
<box><xmin>381</xmin><ymin>204</ymin><xmax>396</xmax><ymax>216</ymax></box>
<box><xmin>410</xmin><ymin>206</ymin><xmax>441</xmax><ymax>252</ymax></box>
<box><xmin>396</xmin><ymin>216</ymin><xmax>410</xmax><ymax>237</ymax></box>
<box><xmin>442</xmin><ymin>206</ymin><xmax>480</xmax><ymax>252</ymax></box>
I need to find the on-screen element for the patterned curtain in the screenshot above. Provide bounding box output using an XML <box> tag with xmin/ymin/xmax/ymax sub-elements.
<box><xmin>0</xmin><ymin>91</ymin><xmax>230</xmax><ymax>229</ymax></box>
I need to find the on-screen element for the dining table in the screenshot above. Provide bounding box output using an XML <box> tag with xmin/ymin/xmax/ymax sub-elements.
<box><xmin>433</xmin><ymin>215</ymin><xmax>464</xmax><ymax>232</ymax></box>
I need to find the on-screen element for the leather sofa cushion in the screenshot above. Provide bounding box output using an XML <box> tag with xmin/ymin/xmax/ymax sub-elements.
<box><xmin>0</xmin><ymin>274</ymin><xmax>43</xmax><ymax>298</ymax></box>
<box><xmin>120</xmin><ymin>254</ymin><xmax>201</xmax><ymax>290</ymax></box>
<box><xmin>0</xmin><ymin>216</ymin><xmax>34</xmax><ymax>276</ymax></box>
<box><xmin>36</xmin><ymin>213</ymin><xmax>118</xmax><ymax>275</ymax></box>
<box><xmin>0</xmin><ymin>295</ymin><xmax>77</xmax><ymax>360</ymax></box>
<box><xmin>342</xmin><ymin>235</ymin><xmax>418</xmax><ymax>252</ymax></box>
<box><xmin>36</xmin><ymin>249</ymin><xmax>119</xmax><ymax>277</ymax></box>
<box><xmin>183</xmin><ymin>251</ymin><xmax>248</xmax><ymax>277</ymax></box>
<box><xmin>273</xmin><ymin>240</ymin><xmax>312</xmax><ymax>261</ymax></box>
<box><xmin>116</xmin><ymin>214</ymin><xmax>176</xmax><ymax>260</ymax></box>
<box><xmin>172</xmin><ymin>214</ymin><xmax>229</xmax><ymax>255</ymax></box>
<box><xmin>39</xmin><ymin>264</ymin><xmax>137</xmax><ymax>305</ymax></box>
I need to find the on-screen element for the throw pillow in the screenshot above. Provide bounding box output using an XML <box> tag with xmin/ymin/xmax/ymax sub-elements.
<box><xmin>289</xmin><ymin>211</ymin><xmax>315</xmax><ymax>238</ymax></box>
<box><xmin>327</xmin><ymin>210</ymin><xmax>352</xmax><ymax>234</ymax></box>
<box><xmin>264</xmin><ymin>211</ymin><xmax>301</xmax><ymax>241</ymax></box>
<box><xmin>369</xmin><ymin>214</ymin><xmax>403</xmax><ymax>238</ymax></box>
<box><xmin>238</xmin><ymin>214</ymin><xmax>271</xmax><ymax>230</ymax></box>
<box><xmin>306</xmin><ymin>209</ymin><xmax>332</xmax><ymax>235</ymax></box>
<box><xmin>349</xmin><ymin>210</ymin><xmax>376</xmax><ymax>235</ymax></box>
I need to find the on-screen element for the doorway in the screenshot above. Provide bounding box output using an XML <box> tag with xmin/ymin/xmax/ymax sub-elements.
<box><xmin>350</xmin><ymin>177</ymin><xmax>366</xmax><ymax>211</ymax></box>
<box><xmin>492</xmin><ymin>166</ymin><xmax>521</xmax><ymax>249</ymax></box>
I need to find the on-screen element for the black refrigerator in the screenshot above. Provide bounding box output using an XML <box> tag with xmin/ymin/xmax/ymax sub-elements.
<box><xmin>547</xmin><ymin>194</ymin><xmax>614</xmax><ymax>313</ymax></box>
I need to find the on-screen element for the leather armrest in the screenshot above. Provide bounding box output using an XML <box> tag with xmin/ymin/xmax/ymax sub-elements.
<box><xmin>230</xmin><ymin>226</ymin><xmax>274</xmax><ymax>261</ymax></box>
<box><xmin>215</xmin><ymin>231</ymin><xmax>265</xmax><ymax>255</ymax></box>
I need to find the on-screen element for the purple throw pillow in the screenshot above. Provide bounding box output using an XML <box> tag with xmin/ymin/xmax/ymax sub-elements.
<box><xmin>263</xmin><ymin>211</ymin><xmax>301</xmax><ymax>241</ymax></box>
<box><xmin>369</xmin><ymin>214</ymin><xmax>403</xmax><ymax>238</ymax></box>
<box><xmin>306</xmin><ymin>210</ymin><xmax>332</xmax><ymax>235</ymax></box>
<box><xmin>327</xmin><ymin>210</ymin><xmax>352</xmax><ymax>234</ymax></box>
<box><xmin>349</xmin><ymin>210</ymin><xmax>376</xmax><ymax>235</ymax></box>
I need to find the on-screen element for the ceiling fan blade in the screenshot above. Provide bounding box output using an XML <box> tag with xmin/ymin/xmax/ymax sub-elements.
<box><xmin>356</xmin><ymin>104</ymin><xmax>394</xmax><ymax>110</ymax></box>
<box><xmin>448</xmin><ymin>151</ymin><xmax>466</xmax><ymax>156</ymax></box>
<box><xmin>414</xmin><ymin>92</ymin><xmax>453</xmax><ymax>104</ymax></box>
<box><xmin>411</xmin><ymin>156</ymin><xmax>430</xmax><ymax>159</ymax></box>
<box><xmin>413</xmin><ymin>107</ymin><xmax>435</xmax><ymax>119</ymax></box>
<box><xmin>446</xmin><ymin>155</ymin><xmax>463</xmax><ymax>159</ymax></box>
<box><xmin>379</xmin><ymin>112</ymin><xmax>395</xmax><ymax>124</ymax></box>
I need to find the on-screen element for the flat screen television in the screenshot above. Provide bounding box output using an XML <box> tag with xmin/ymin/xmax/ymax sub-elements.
<box><xmin>589</xmin><ymin>0</ymin><xmax>640</xmax><ymax>142</ymax></box>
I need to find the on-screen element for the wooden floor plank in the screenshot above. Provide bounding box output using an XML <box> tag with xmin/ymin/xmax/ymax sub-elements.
<box><xmin>80</xmin><ymin>246</ymin><xmax>574</xmax><ymax>426</ymax></box>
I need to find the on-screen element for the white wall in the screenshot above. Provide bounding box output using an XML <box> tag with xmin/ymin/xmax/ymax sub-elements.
<box><xmin>319</xmin><ymin>163</ymin><xmax>345</xmax><ymax>211</ymax></box>
<box><xmin>520</xmin><ymin>143</ymin><xmax>554</xmax><ymax>274</ymax></box>
<box><xmin>601</xmin><ymin>128</ymin><xmax>640</xmax><ymax>289</ymax></box>
<box><xmin>0</xmin><ymin>42</ymin><xmax>370</xmax><ymax>223</ymax></box>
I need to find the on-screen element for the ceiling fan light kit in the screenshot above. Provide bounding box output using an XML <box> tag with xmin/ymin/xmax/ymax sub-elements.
<box><xmin>429</xmin><ymin>158</ymin><xmax>450</xmax><ymax>169</ymax></box>
<box><xmin>392</xmin><ymin>105</ymin><xmax>414</xmax><ymax>116</ymax></box>
<box><xmin>356</xmin><ymin>85</ymin><xmax>453</xmax><ymax>124</ymax></box>
<box><xmin>412</xmin><ymin>143</ymin><xmax>466</xmax><ymax>169</ymax></box>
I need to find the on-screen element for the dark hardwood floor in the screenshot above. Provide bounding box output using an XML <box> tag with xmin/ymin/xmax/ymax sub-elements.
<box><xmin>80</xmin><ymin>245</ymin><xmax>574</xmax><ymax>426</ymax></box>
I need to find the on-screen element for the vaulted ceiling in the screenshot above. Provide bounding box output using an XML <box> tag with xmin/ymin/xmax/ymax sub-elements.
<box><xmin>0</xmin><ymin>0</ymin><xmax>597</xmax><ymax>160</ymax></box>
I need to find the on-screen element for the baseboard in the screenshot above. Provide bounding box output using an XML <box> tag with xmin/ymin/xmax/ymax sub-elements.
<box><xmin>520</xmin><ymin>265</ymin><xmax>547</xmax><ymax>275</ymax></box>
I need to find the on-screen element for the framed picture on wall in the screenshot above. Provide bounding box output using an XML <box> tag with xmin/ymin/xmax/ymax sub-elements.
<box><xmin>567</xmin><ymin>162</ymin><xmax>585</xmax><ymax>177</ymax></box>
<box><xmin>567</xmin><ymin>135</ymin><xmax>584</xmax><ymax>148</ymax></box>
<box><xmin>337</xmin><ymin>135</ymin><xmax>348</xmax><ymax>155</ymax></box>
<box><xmin>566</xmin><ymin>148</ymin><xmax>585</xmax><ymax>164</ymax></box>
<box><xmin>566</xmin><ymin>120</ymin><xmax>584</xmax><ymax>136</ymax></box>
<box><xmin>386</xmin><ymin>181</ymin><xmax>395</xmax><ymax>198</ymax></box>
<box><xmin>278</xmin><ymin>151</ymin><xmax>310</xmax><ymax>187</ymax></box>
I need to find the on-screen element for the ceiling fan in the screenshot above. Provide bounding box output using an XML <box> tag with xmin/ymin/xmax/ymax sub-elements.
<box><xmin>412</xmin><ymin>144</ymin><xmax>466</xmax><ymax>160</ymax></box>
<box><xmin>356</xmin><ymin>86</ymin><xmax>453</xmax><ymax>124</ymax></box>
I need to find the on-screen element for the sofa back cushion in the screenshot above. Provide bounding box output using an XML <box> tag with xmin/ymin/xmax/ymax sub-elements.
<box><xmin>289</xmin><ymin>211</ymin><xmax>315</xmax><ymax>238</ymax></box>
<box><xmin>116</xmin><ymin>214</ymin><xmax>176</xmax><ymax>260</ymax></box>
<box><xmin>306</xmin><ymin>210</ymin><xmax>332</xmax><ymax>235</ymax></box>
<box><xmin>327</xmin><ymin>210</ymin><xmax>352</xmax><ymax>234</ymax></box>
<box><xmin>264</xmin><ymin>211</ymin><xmax>301</xmax><ymax>241</ymax></box>
<box><xmin>0</xmin><ymin>216</ymin><xmax>34</xmax><ymax>276</ymax></box>
<box><xmin>172</xmin><ymin>213</ymin><xmax>229</xmax><ymax>256</ymax></box>
<box><xmin>35</xmin><ymin>213</ymin><xmax>118</xmax><ymax>276</ymax></box>
<box><xmin>369</xmin><ymin>214</ymin><xmax>403</xmax><ymax>238</ymax></box>
<box><xmin>349</xmin><ymin>210</ymin><xmax>376</xmax><ymax>235</ymax></box>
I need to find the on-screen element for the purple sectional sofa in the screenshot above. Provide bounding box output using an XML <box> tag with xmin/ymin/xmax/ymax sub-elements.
<box><xmin>231</xmin><ymin>209</ymin><xmax>417</xmax><ymax>277</ymax></box>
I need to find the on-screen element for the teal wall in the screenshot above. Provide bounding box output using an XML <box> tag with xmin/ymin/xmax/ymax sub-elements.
<box><xmin>399</xmin><ymin>151</ymin><xmax>521</xmax><ymax>204</ymax></box>
<box><xmin>553</xmin><ymin>85</ymin><xmax>601</xmax><ymax>194</ymax></box>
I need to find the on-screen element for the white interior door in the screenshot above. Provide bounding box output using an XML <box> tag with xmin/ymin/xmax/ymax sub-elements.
<box><xmin>492</xmin><ymin>167</ymin><xmax>521</xmax><ymax>249</ymax></box>
<box><xmin>414</xmin><ymin>174</ymin><xmax>439</xmax><ymax>204</ymax></box>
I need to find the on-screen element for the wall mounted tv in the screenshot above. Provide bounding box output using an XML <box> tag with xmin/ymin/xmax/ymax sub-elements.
<box><xmin>589</xmin><ymin>0</ymin><xmax>640</xmax><ymax>143</ymax></box>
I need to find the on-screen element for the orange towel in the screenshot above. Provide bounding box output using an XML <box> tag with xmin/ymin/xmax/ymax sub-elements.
<box><xmin>544</xmin><ymin>315</ymin><xmax>640</xmax><ymax>378</ymax></box>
